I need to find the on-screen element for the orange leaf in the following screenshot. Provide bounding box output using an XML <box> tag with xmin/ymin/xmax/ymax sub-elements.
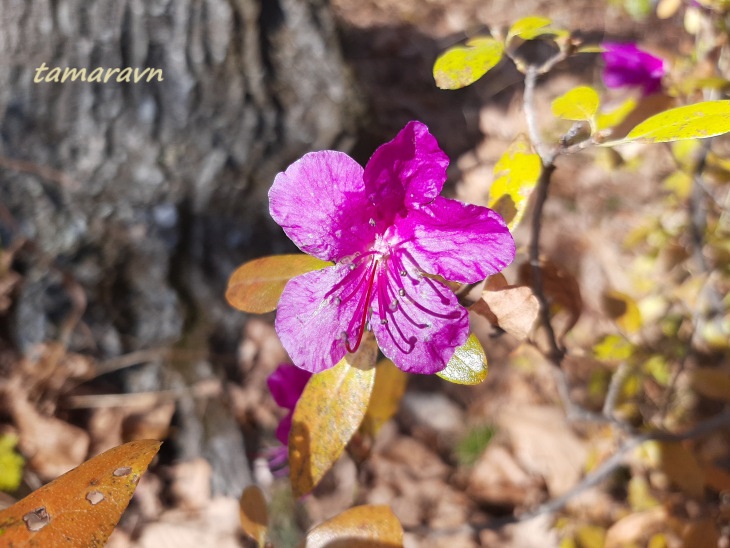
<box><xmin>302</xmin><ymin>504</ymin><xmax>403</xmax><ymax>547</ymax></box>
<box><xmin>226</xmin><ymin>255</ymin><xmax>331</xmax><ymax>314</ymax></box>
<box><xmin>0</xmin><ymin>439</ymin><xmax>161</xmax><ymax>546</ymax></box>
<box><xmin>689</xmin><ymin>367</ymin><xmax>730</xmax><ymax>402</ymax></box>
<box><xmin>361</xmin><ymin>360</ymin><xmax>408</xmax><ymax>437</ymax></box>
<box><xmin>239</xmin><ymin>485</ymin><xmax>268</xmax><ymax>547</ymax></box>
<box><xmin>290</xmin><ymin>337</ymin><xmax>377</xmax><ymax>498</ymax></box>
<box><xmin>657</xmin><ymin>441</ymin><xmax>705</xmax><ymax>498</ymax></box>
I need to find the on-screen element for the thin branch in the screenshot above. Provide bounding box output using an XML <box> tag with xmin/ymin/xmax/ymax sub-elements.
<box><xmin>405</xmin><ymin>410</ymin><xmax>730</xmax><ymax>537</ymax></box>
<box><xmin>602</xmin><ymin>361</ymin><xmax>630</xmax><ymax>420</ymax></box>
<box><xmin>63</xmin><ymin>379</ymin><xmax>221</xmax><ymax>409</ymax></box>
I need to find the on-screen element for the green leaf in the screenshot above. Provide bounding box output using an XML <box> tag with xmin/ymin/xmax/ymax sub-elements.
<box><xmin>625</xmin><ymin>100</ymin><xmax>730</xmax><ymax>143</ymax></box>
<box><xmin>289</xmin><ymin>337</ymin><xmax>377</xmax><ymax>498</ymax></box>
<box><xmin>437</xmin><ymin>334</ymin><xmax>488</xmax><ymax>385</ymax></box>
<box><xmin>433</xmin><ymin>37</ymin><xmax>504</xmax><ymax>90</ymax></box>
<box><xmin>551</xmin><ymin>86</ymin><xmax>600</xmax><ymax>127</ymax></box>
<box><xmin>301</xmin><ymin>505</ymin><xmax>403</xmax><ymax>548</ymax></box>
<box><xmin>488</xmin><ymin>137</ymin><xmax>541</xmax><ymax>230</ymax></box>
<box><xmin>226</xmin><ymin>254</ymin><xmax>331</xmax><ymax>314</ymax></box>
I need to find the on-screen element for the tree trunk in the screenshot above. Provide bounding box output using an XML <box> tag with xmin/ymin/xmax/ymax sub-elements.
<box><xmin>0</xmin><ymin>0</ymin><xmax>361</xmax><ymax>495</ymax></box>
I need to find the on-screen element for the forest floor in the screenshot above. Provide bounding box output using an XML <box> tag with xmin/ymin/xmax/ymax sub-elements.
<box><xmin>1</xmin><ymin>1</ymin><xmax>729</xmax><ymax>547</ymax></box>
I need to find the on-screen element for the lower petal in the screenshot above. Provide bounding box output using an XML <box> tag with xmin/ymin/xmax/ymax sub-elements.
<box><xmin>275</xmin><ymin>263</ymin><xmax>371</xmax><ymax>374</ymax></box>
<box><xmin>371</xmin><ymin>258</ymin><xmax>469</xmax><ymax>374</ymax></box>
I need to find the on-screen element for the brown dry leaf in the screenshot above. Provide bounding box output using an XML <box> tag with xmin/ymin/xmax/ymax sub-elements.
<box><xmin>656</xmin><ymin>441</ymin><xmax>705</xmax><ymax>499</ymax></box>
<box><xmin>681</xmin><ymin>518</ymin><xmax>720</xmax><ymax>548</ymax></box>
<box><xmin>135</xmin><ymin>497</ymin><xmax>241</xmax><ymax>548</ymax></box>
<box><xmin>2</xmin><ymin>377</ymin><xmax>90</xmax><ymax>480</ymax></box>
<box><xmin>290</xmin><ymin>337</ymin><xmax>377</xmax><ymax>498</ymax></box>
<box><xmin>604</xmin><ymin>507</ymin><xmax>668</xmax><ymax>548</ymax></box>
<box><xmin>0</xmin><ymin>439</ymin><xmax>160</xmax><ymax>547</ymax></box>
<box><xmin>122</xmin><ymin>401</ymin><xmax>176</xmax><ymax>441</ymax></box>
<box><xmin>239</xmin><ymin>484</ymin><xmax>268</xmax><ymax>547</ymax></box>
<box><xmin>704</xmin><ymin>464</ymin><xmax>730</xmax><ymax>493</ymax></box>
<box><xmin>302</xmin><ymin>504</ymin><xmax>403</xmax><ymax>548</ymax></box>
<box><xmin>467</xmin><ymin>445</ymin><xmax>538</xmax><ymax>507</ymax></box>
<box><xmin>169</xmin><ymin>458</ymin><xmax>212</xmax><ymax>511</ymax></box>
<box><xmin>688</xmin><ymin>367</ymin><xmax>730</xmax><ymax>402</ymax></box>
<box><xmin>518</xmin><ymin>259</ymin><xmax>582</xmax><ymax>340</ymax></box>
<box><xmin>497</xmin><ymin>405</ymin><xmax>588</xmax><ymax>497</ymax></box>
<box><xmin>19</xmin><ymin>342</ymin><xmax>94</xmax><ymax>398</ymax></box>
<box><xmin>471</xmin><ymin>284</ymin><xmax>539</xmax><ymax>340</ymax></box>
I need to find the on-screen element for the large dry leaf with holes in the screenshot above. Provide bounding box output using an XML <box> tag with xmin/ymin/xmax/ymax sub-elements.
<box><xmin>290</xmin><ymin>337</ymin><xmax>377</xmax><ymax>498</ymax></box>
<box><xmin>302</xmin><ymin>504</ymin><xmax>403</xmax><ymax>547</ymax></box>
<box><xmin>239</xmin><ymin>485</ymin><xmax>268</xmax><ymax>547</ymax></box>
<box><xmin>0</xmin><ymin>439</ymin><xmax>160</xmax><ymax>547</ymax></box>
<box><xmin>471</xmin><ymin>273</ymin><xmax>539</xmax><ymax>340</ymax></box>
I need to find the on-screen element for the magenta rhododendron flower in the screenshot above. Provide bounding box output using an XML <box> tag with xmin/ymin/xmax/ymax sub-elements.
<box><xmin>269</xmin><ymin>121</ymin><xmax>515</xmax><ymax>374</ymax></box>
<box><xmin>602</xmin><ymin>42</ymin><xmax>666</xmax><ymax>96</ymax></box>
<box><xmin>267</xmin><ymin>363</ymin><xmax>312</xmax><ymax>446</ymax></box>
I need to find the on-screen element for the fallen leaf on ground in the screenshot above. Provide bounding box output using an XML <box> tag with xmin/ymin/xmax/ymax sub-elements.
<box><xmin>0</xmin><ymin>439</ymin><xmax>160</xmax><ymax>547</ymax></box>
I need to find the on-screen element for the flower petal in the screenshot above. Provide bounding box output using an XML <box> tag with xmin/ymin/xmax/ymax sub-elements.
<box><xmin>269</xmin><ymin>151</ymin><xmax>376</xmax><ymax>262</ymax></box>
<box><xmin>275</xmin><ymin>263</ymin><xmax>373</xmax><ymax>373</ymax></box>
<box><xmin>370</xmin><ymin>257</ymin><xmax>469</xmax><ymax>374</ymax></box>
<box><xmin>392</xmin><ymin>196</ymin><xmax>515</xmax><ymax>283</ymax></box>
<box><xmin>602</xmin><ymin>42</ymin><xmax>665</xmax><ymax>95</ymax></box>
<box><xmin>275</xmin><ymin>412</ymin><xmax>294</xmax><ymax>445</ymax></box>
<box><xmin>267</xmin><ymin>364</ymin><xmax>312</xmax><ymax>409</ymax></box>
<box><xmin>363</xmin><ymin>121</ymin><xmax>449</xmax><ymax>226</ymax></box>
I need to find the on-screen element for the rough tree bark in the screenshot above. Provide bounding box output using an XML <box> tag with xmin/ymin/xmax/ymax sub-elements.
<box><xmin>0</xmin><ymin>0</ymin><xmax>361</xmax><ymax>495</ymax></box>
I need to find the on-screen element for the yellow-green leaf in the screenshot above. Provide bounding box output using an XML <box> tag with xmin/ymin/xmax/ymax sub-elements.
<box><xmin>437</xmin><ymin>334</ymin><xmax>488</xmax><ymax>385</ymax></box>
<box><xmin>0</xmin><ymin>439</ymin><xmax>160</xmax><ymax>546</ymax></box>
<box><xmin>0</xmin><ymin>433</ymin><xmax>24</xmax><ymax>492</ymax></box>
<box><xmin>603</xmin><ymin>290</ymin><xmax>643</xmax><ymax>334</ymax></box>
<box><xmin>625</xmin><ymin>100</ymin><xmax>730</xmax><ymax>143</ymax></box>
<box><xmin>433</xmin><ymin>37</ymin><xmax>504</xmax><ymax>90</ymax></box>
<box><xmin>361</xmin><ymin>359</ymin><xmax>408</xmax><ymax>437</ymax></box>
<box><xmin>551</xmin><ymin>86</ymin><xmax>601</xmax><ymax>127</ymax></box>
<box><xmin>596</xmin><ymin>98</ymin><xmax>637</xmax><ymax>131</ymax></box>
<box><xmin>301</xmin><ymin>505</ymin><xmax>403</xmax><ymax>548</ymax></box>
<box><xmin>488</xmin><ymin>137</ymin><xmax>541</xmax><ymax>230</ymax></box>
<box><xmin>239</xmin><ymin>485</ymin><xmax>268</xmax><ymax>547</ymax></box>
<box><xmin>226</xmin><ymin>254</ymin><xmax>331</xmax><ymax>314</ymax></box>
<box><xmin>507</xmin><ymin>16</ymin><xmax>553</xmax><ymax>41</ymax></box>
<box><xmin>289</xmin><ymin>337</ymin><xmax>377</xmax><ymax>498</ymax></box>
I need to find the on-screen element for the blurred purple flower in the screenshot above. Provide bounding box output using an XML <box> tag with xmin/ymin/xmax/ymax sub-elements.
<box><xmin>269</xmin><ymin>121</ymin><xmax>515</xmax><ymax>375</ymax></box>
<box><xmin>267</xmin><ymin>363</ymin><xmax>312</xmax><ymax>446</ymax></box>
<box><xmin>266</xmin><ymin>364</ymin><xmax>311</xmax><ymax>474</ymax></box>
<box><xmin>602</xmin><ymin>42</ymin><xmax>666</xmax><ymax>96</ymax></box>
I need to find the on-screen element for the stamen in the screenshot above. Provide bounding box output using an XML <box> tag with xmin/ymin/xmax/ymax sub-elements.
<box><xmin>345</xmin><ymin>259</ymin><xmax>378</xmax><ymax>354</ymax></box>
